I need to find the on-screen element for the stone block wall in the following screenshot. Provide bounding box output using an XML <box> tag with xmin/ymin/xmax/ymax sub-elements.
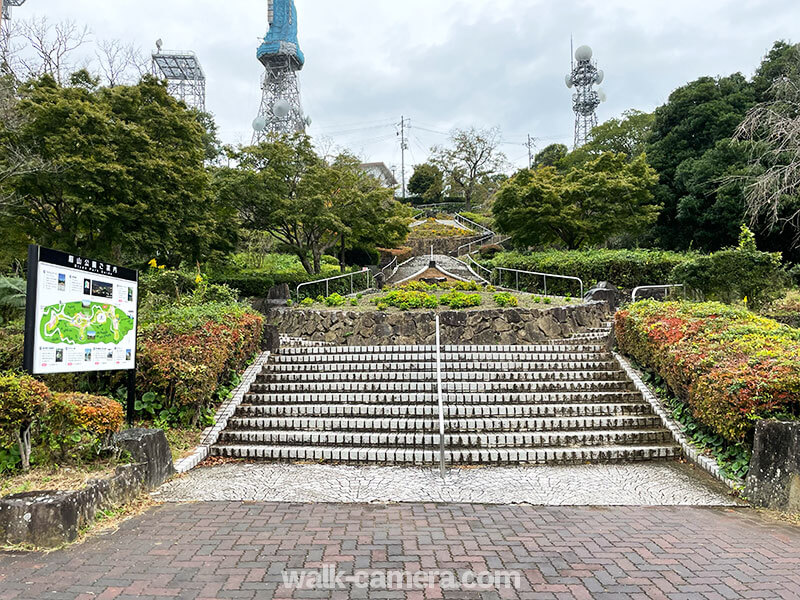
<box><xmin>262</xmin><ymin>302</ymin><xmax>611</xmax><ymax>346</ymax></box>
<box><xmin>746</xmin><ymin>421</ymin><xmax>800</xmax><ymax>512</ymax></box>
<box><xmin>407</xmin><ymin>235</ymin><xmax>485</xmax><ymax>257</ymax></box>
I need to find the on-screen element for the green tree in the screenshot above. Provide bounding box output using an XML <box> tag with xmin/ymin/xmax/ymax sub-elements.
<box><xmin>0</xmin><ymin>73</ymin><xmax>232</xmax><ymax>265</ymax></box>
<box><xmin>408</xmin><ymin>162</ymin><xmax>444</xmax><ymax>202</ymax></box>
<box><xmin>494</xmin><ymin>153</ymin><xmax>660</xmax><ymax>249</ymax></box>
<box><xmin>431</xmin><ymin>127</ymin><xmax>506</xmax><ymax>210</ymax></box>
<box><xmin>646</xmin><ymin>74</ymin><xmax>756</xmax><ymax>248</ymax></box>
<box><xmin>583</xmin><ymin>109</ymin><xmax>654</xmax><ymax>160</ymax></box>
<box><xmin>218</xmin><ymin>136</ymin><xmax>410</xmax><ymax>275</ymax></box>
<box><xmin>533</xmin><ymin>143</ymin><xmax>568</xmax><ymax>169</ymax></box>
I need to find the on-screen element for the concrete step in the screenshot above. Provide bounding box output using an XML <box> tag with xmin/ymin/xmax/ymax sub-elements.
<box><xmin>211</xmin><ymin>444</ymin><xmax>681</xmax><ymax>465</ymax></box>
<box><xmin>226</xmin><ymin>415</ymin><xmax>664</xmax><ymax>433</ymax></box>
<box><xmin>249</xmin><ymin>380</ymin><xmax>635</xmax><ymax>394</ymax></box>
<box><xmin>243</xmin><ymin>390</ymin><xmax>645</xmax><ymax>406</ymax></box>
<box><xmin>271</xmin><ymin>351</ymin><xmax>614</xmax><ymax>364</ymax></box>
<box><xmin>235</xmin><ymin>401</ymin><xmax>654</xmax><ymax>419</ymax></box>
<box><xmin>256</xmin><ymin>370</ymin><xmax>628</xmax><ymax>384</ymax></box>
<box><xmin>265</xmin><ymin>360</ymin><xmax>621</xmax><ymax>373</ymax></box>
<box><xmin>277</xmin><ymin>343</ymin><xmax>610</xmax><ymax>356</ymax></box>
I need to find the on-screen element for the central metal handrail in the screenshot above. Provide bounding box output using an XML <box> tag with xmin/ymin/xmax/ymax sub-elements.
<box><xmin>296</xmin><ymin>269</ymin><xmax>371</xmax><ymax>299</ymax></box>
<box><xmin>381</xmin><ymin>256</ymin><xmax>399</xmax><ymax>278</ymax></box>
<box><xmin>495</xmin><ymin>267</ymin><xmax>584</xmax><ymax>299</ymax></box>
<box><xmin>434</xmin><ymin>315</ymin><xmax>446</xmax><ymax>478</ymax></box>
<box><xmin>465</xmin><ymin>254</ymin><xmax>494</xmax><ymax>279</ymax></box>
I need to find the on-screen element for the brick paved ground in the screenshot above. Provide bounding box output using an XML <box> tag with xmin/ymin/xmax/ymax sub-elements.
<box><xmin>1</xmin><ymin>502</ymin><xmax>799</xmax><ymax>600</ymax></box>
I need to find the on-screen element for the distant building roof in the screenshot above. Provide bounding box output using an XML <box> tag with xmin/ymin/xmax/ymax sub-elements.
<box><xmin>360</xmin><ymin>162</ymin><xmax>398</xmax><ymax>188</ymax></box>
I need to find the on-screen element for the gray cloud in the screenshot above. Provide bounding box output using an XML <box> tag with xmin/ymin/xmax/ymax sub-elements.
<box><xmin>15</xmin><ymin>0</ymin><xmax>800</xmax><ymax>172</ymax></box>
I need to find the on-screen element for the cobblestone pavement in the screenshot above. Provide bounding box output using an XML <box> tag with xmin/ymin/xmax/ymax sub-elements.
<box><xmin>1</xmin><ymin>502</ymin><xmax>799</xmax><ymax>599</ymax></box>
<box><xmin>153</xmin><ymin>462</ymin><xmax>741</xmax><ymax>506</ymax></box>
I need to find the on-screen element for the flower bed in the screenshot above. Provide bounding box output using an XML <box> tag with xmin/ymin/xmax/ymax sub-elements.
<box><xmin>615</xmin><ymin>301</ymin><xmax>800</xmax><ymax>443</ymax></box>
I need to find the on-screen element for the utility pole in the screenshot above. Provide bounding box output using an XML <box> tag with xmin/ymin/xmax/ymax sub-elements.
<box><xmin>397</xmin><ymin>116</ymin><xmax>409</xmax><ymax>200</ymax></box>
<box><xmin>525</xmin><ymin>134</ymin><xmax>537</xmax><ymax>169</ymax></box>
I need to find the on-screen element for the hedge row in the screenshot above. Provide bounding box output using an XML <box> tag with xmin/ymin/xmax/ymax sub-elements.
<box><xmin>485</xmin><ymin>249</ymin><xmax>695</xmax><ymax>291</ymax></box>
<box><xmin>616</xmin><ymin>301</ymin><xmax>800</xmax><ymax>443</ymax></box>
<box><xmin>136</xmin><ymin>304</ymin><xmax>263</xmax><ymax>426</ymax></box>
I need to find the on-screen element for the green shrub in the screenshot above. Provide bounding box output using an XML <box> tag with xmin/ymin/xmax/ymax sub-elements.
<box><xmin>46</xmin><ymin>393</ymin><xmax>124</xmax><ymax>457</ymax></box>
<box><xmin>0</xmin><ymin>276</ymin><xmax>26</xmax><ymax>325</ymax></box>
<box><xmin>671</xmin><ymin>226</ymin><xmax>787</xmax><ymax>309</ymax></box>
<box><xmin>210</xmin><ymin>273</ymin><xmax>275</xmax><ymax>297</ymax></box>
<box><xmin>487</xmin><ymin>249</ymin><xmax>696</xmax><ymax>291</ymax></box>
<box><xmin>350</xmin><ymin>298</ymin><xmax>358</xmax><ymax>306</ymax></box>
<box><xmin>0</xmin><ymin>372</ymin><xmax>52</xmax><ymax>471</ymax></box>
<box><xmin>441</xmin><ymin>280</ymin><xmax>481</xmax><ymax>292</ymax></box>
<box><xmin>616</xmin><ymin>300</ymin><xmax>800</xmax><ymax>444</ymax></box>
<box><xmin>0</xmin><ymin>322</ymin><xmax>23</xmax><ymax>371</ymax></box>
<box><xmin>762</xmin><ymin>290</ymin><xmax>800</xmax><ymax>328</ymax></box>
<box><xmin>439</xmin><ymin>291</ymin><xmax>482</xmax><ymax>309</ymax></box>
<box><xmin>401</xmin><ymin>281</ymin><xmax>437</xmax><ymax>292</ymax></box>
<box><xmin>321</xmin><ymin>255</ymin><xmax>339</xmax><ymax>266</ymax></box>
<box><xmin>374</xmin><ymin>290</ymin><xmax>438</xmax><ymax>310</ymax></box>
<box><xmin>324</xmin><ymin>293</ymin><xmax>346</xmax><ymax>307</ymax></box>
<box><xmin>493</xmin><ymin>292</ymin><xmax>519</xmax><ymax>308</ymax></box>
<box><xmin>300</xmin><ymin>297</ymin><xmax>314</xmax><ymax>307</ymax></box>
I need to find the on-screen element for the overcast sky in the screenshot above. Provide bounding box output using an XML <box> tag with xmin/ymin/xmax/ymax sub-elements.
<box><xmin>14</xmin><ymin>0</ymin><xmax>800</xmax><ymax>174</ymax></box>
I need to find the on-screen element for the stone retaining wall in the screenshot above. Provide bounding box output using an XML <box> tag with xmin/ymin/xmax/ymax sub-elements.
<box><xmin>407</xmin><ymin>235</ymin><xmax>484</xmax><ymax>257</ymax></box>
<box><xmin>0</xmin><ymin>429</ymin><xmax>174</xmax><ymax>548</ymax></box>
<box><xmin>746</xmin><ymin>421</ymin><xmax>800</xmax><ymax>512</ymax></box>
<box><xmin>262</xmin><ymin>302</ymin><xmax>611</xmax><ymax>346</ymax></box>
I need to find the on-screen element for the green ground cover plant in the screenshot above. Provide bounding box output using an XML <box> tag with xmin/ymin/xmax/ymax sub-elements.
<box><xmin>616</xmin><ymin>300</ymin><xmax>800</xmax><ymax>444</ymax></box>
<box><xmin>493</xmin><ymin>292</ymin><xmax>519</xmax><ymax>307</ymax></box>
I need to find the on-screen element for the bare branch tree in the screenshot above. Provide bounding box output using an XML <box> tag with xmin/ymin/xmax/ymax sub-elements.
<box><xmin>95</xmin><ymin>39</ymin><xmax>147</xmax><ymax>86</ymax></box>
<box><xmin>735</xmin><ymin>75</ymin><xmax>800</xmax><ymax>245</ymax></box>
<box><xmin>17</xmin><ymin>17</ymin><xmax>90</xmax><ymax>84</ymax></box>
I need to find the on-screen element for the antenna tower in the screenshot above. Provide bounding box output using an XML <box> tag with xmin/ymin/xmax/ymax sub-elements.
<box><xmin>151</xmin><ymin>41</ymin><xmax>207</xmax><ymax>112</ymax></box>
<box><xmin>565</xmin><ymin>44</ymin><xmax>606</xmax><ymax>148</ymax></box>
<box><xmin>252</xmin><ymin>0</ymin><xmax>309</xmax><ymax>143</ymax></box>
<box><xmin>2</xmin><ymin>0</ymin><xmax>26</xmax><ymax>20</ymax></box>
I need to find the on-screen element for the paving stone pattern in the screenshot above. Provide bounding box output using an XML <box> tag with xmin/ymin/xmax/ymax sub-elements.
<box><xmin>153</xmin><ymin>462</ymin><xmax>740</xmax><ymax>506</ymax></box>
<box><xmin>1</xmin><ymin>501</ymin><xmax>799</xmax><ymax>599</ymax></box>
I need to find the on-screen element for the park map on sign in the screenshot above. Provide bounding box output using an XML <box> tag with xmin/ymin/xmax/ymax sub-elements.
<box><xmin>40</xmin><ymin>301</ymin><xmax>134</xmax><ymax>345</ymax></box>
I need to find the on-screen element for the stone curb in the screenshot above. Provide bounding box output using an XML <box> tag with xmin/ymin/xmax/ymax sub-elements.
<box><xmin>614</xmin><ymin>352</ymin><xmax>741</xmax><ymax>491</ymax></box>
<box><xmin>173</xmin><ymin>352</ymin><xmax>271</xmax><ymax>473</ymax></box>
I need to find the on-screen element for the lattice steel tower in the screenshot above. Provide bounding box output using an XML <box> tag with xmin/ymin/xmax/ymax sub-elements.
<box><xmin>565</xmin><ymin>44</ymin><xmax>606</xmax><ymax>148</ymax></box>
<box><xmin>2</xmin><ymin>0</ymin><xmax>27</xmax><ymax>20</ymax></box>
<box><xmin>151</xmin><ymin>41</ymin><xmax>207</xmax><ymax>112</ymax></box>
<box><xmin>251</xmin><ymin>0</ymin><xmax>308</xmax><ymax>143</ymax></box>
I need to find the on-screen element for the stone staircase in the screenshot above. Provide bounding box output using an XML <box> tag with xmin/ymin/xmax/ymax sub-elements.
<box><xmin>211</xmin><ymin>331</ymin><xmax>681</xmax><ymax>465</ymax></box>
<box><xmin>386</xmin><ymin>254</ymin><xmax>487</xmax><ymax>285</ymax></box>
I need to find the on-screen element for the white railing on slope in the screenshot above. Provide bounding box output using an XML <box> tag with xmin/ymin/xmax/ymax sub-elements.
<box><xmin>495</xmin><ymin>267</ymin><xmax>584</xmax><ymax>299</ymax></box>
<box><xmin>296</xmin><ymin>269</ymin><xmax>372</xmax><ymax>299</ymax></box>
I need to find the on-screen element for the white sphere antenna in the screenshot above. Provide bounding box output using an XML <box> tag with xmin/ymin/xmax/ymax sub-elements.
<box><xmin>272</xmin><ymin>99</ymin><xmax>291</xmax><ymax>118</ymax></box>
<box><xmin>155</xmin><ymin>39</ymin><xmax>163</xmax><ymax>52</ymax></box>
<box><xmin>575</xmin><ymin>45</ymin><xmax>593</xmax><ymax>62</ymax></box>
<box><xmin>595</xmin><ymin>70</ymin><xmax>604</xmax><ymax>84</ymax></box>
<box><xmin>597</xmin><ymin>88</ymin><xmax>607</xmax><ymax>103</ymax></box>
<box><xmin>565</xmin><ymin>74</ymin><xmax>573</xmax><ymax>89</ymax></box>
<box><xmin>252</xmin><ymin>116</ymin><xmax>267</xmax><ymax>132</ymax></box>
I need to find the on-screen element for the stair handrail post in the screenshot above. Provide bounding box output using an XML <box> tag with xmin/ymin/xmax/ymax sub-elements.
<box><xmin>435</xmin><ymin>314</ymin><xmax>446</xmax><ymax>478</ymax></box>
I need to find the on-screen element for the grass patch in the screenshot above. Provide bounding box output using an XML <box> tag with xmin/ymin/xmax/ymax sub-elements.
<box><xmin>1</xmin><ymin>461</ymin><xmax>118</xmax><ymax>498</ymax></box>
<box><xmin>163</xmin><ymin>427</ymin><xmax>204</xmax><ymax>462</ymax></box>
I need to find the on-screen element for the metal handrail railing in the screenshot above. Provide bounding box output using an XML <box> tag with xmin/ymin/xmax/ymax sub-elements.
<box><xmin>464</xmin><ymin>255</ymin><xmax>493</xmax><ymax>279</ymax></box>
<box><xmin>631</xmin><ymin>284</ymin><xmax>685</xmax><ymax>302</ymax></box>
<box><xmin>411</xmin><ymin>211</ymin><xmax>425</xmax><ymax>221</ymax></box>
<box><xmin>434</xmin><ymin>315</ymin><xmax>446</xmax><ymax>478</ymax></box>
<box><xmin>454</xmin><ymin>213</ymin><xmax>493</xmax><ymax>236</ymax></box>
<box><xmin>381</xmin><ymin>256</ymin><xmax>399</xmax><ymax>278</ymax></box>
<box><xmin>455</xmin><ymin>233</ymin><xmax>494</xmax><ymax>257</ymax></box>
<box><xmin>296</xmin><ymin>269</ymin><xmax>372</xmax><ymax>299</ymax></box>
<box><xmin>495</xmin><ymin>267</ymin><xmax>584</xmax><ymax>299</ymax></box>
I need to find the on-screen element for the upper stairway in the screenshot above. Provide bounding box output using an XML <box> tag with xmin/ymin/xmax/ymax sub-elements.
<box><xmin>212</xmin><ymin>331</ymin><xmax>681</xmax><ymax>465</ymax></box>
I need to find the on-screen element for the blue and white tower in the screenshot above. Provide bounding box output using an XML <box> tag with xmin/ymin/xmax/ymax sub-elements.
<box><xmin>252</xmin><ymin>0</ymin><xmax>309</xmax><ymax>142</ymax></box>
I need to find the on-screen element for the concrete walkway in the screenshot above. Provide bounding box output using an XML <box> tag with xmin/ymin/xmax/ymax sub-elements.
<box><xmin>1</xmin><ymin>502</ymin><xmax>798</xmax><ymax>599</ymax></box>
<box><xmin>153</xmin><ymin>463</ymin><xmax>741</xmax><ymax>507</ymax></box>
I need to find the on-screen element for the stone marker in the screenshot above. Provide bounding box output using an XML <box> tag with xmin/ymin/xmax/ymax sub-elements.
<box><xmin>746</xmin><ymin>421</ymin><xmax>800</xmax><ymax>512</ymax></box>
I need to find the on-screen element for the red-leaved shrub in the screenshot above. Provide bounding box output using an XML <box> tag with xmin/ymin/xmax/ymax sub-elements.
<box><xmin>616</xmin><ymin>301</ymin><xmax>800</xmax><ymax>443</ymax></box>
